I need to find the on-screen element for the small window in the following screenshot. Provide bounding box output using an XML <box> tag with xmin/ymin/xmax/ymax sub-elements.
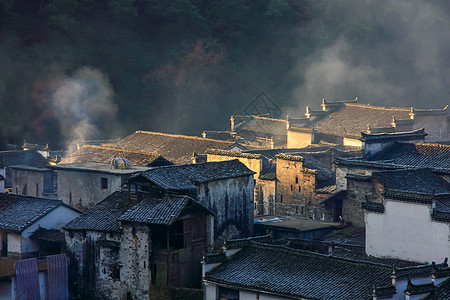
<box><xmin>290</xmin><ymin>185</ymin><xmax>293</xmax><ymax>191</ymax></box>
<box><xmin>101</xmin><ymin>178</ymin><xmax>108</xmax><ymax>189</ymax></box>
<box><xmin>280</xmin><ymin>195</ymin><xmax>283</xmax><ymax>203</ymax></box>
<box><xmin>295</xmin><ymin>176</ymin><xmax>298</xmax><ymax>184</ymax></box>
<box><xmin>299</xmin><ymin>186</ymin><xmax>301</xmax><ymax>192</ymax></box>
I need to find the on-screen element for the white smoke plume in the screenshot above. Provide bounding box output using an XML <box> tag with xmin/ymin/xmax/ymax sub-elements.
<box><xmin>291</xmin><ymin>0</ymin><xmax>450</xmax><ymax>112</ymax></box>
<box><xmin>52</xmin><ymin>67</ymin><xmax>117</xmax><ymax>153</ymax></box>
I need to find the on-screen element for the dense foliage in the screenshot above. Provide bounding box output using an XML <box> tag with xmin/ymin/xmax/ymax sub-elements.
<box><xmin>0</xmin><ymin>0</ymin><xmax>449</xmax><ymax>150</ymax></box>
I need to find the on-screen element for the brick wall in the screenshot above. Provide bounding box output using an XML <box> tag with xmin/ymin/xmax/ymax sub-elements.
<box><xmin>275</xmin><ymin>157</ymin><xmax>316</xmax><ymax>217</ymax></box>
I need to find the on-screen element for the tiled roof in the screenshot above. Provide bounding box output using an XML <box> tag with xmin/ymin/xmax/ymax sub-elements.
<box><xmin>360</xmin><ymin>128</ymin><xmax>427</xmax><ymax>143</ymax></box>
<box><xmin>131</xmin><ymin>160</ymin><xmax>255</xmax><ymax>191</ymax></box>
<box><xmin>233</xmin><ymin>115</ymin><xmax>288</xmax><ymax>136</ymax></box>
<box><xmin>395</xmin><ymin>260</ymin><xmax>449</xmax><ymax>279</ymax></box>
<box><xmin>372</xmin><ymin>169</ymin><xmax>450</xmax><ymax>195</ymax></box>
<box><xmin>29</xmin><ymin>227</ymin><xmax>64</xmax><ymax>242</ymax></box>
<box><xmin>405</xmin><ymin>280</ymin><xmax>435</xmax><ymax>296</ymax></box>
<box><xmin>362</xmin><ymin>201</ymin><xmax>385</xmax><ymax>213</ymax></box>
<box><xmin>59</xmin><ymin>145</ymin><xmax>173</xmax><ymax>167</ymax></box>
<box><xmin>205</xmin><ymin>242</ymin><xmax>395</xmax><ymax>300</ymax></box>
<box><xmin>119</xmin><ymin>195</ymin><xmax>211</xmax><ymax>225</ymax></box>
<box><xmin>330</xmin><ymin>247</ymin><xmax>422</xmax><ymax>268</ymax></box>
<box><xmin>336</xmin><ymin>142</ymin><xmax>450</xmax><ymax>173</ymax></box>
<box><xmin>422</xmin><ymin>277</ymin><xmax>450</xmax><ymax>300</ymax></box>
<box><xmin>315</xmin><ymin>103</ymin><xmax>411</xmax><ymax>137</ymax></box>
<box><xmin>64</xmin><ymin>191</ymin><xmax>136</xmax><ymax>232</ymax></box>
<box><xmin>114</xmin><ymin>130</ymin><xmax>234</xmax><ymax>164</ymax></box>
<box><xmin>0</xmin><ymin>193</ymin><xmax>67</xmax><ymax>234</ymax></box>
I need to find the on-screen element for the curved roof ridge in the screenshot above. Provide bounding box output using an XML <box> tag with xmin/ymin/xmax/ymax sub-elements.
<box><xmin>345</xmin><ymin>103</ymin><xmax>411</xmax><ymax>111</ymax></box>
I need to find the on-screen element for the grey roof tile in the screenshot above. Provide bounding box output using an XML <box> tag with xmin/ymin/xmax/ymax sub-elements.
<box><xmin>119</xmin><ymin>195</ymin><xmax>211</xmax><ymax>225</ymax></box>
<box><xmin>131</xmin><ymin>160</ymin><xmax>255</xmax><ymax>191</ymax></box>
<box><xmin>0</xmin><ymin>193</ymin><xmax>66</xmax><ymax>233</ymax></box>
<box><xmin>64</xmin><ymin>191</ymin><xmax>135</xmax><ymax>232</ymax></box>
<box><xmin>114</xmin><ymin>130</ymin><xmax>234</xmax><ymax>165</ymax></box>
<box><xmin>205</xmin><ymin>242</ymin><xmax>395</xmax><ymax>300</ymax></box>
<box><xmin>60</xmin><ymin>145</ymin><xmax>173</xmax><ymax>167</ymax></box>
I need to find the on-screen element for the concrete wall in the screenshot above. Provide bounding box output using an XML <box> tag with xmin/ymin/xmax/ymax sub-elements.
<box><xmin>57</xmin><ymin>170</ymin><xmax>123</xmax><ymax>210</ymax></box>
<box><xmin>287</xmin><ymin>130</ymin><xmax>312</xmax><ymax>148</ymax></box>
<box><xmin>197</xmin><ymin>176</ymin><xmax>254</xmax><ymax>239</ymax></box>
<box><xmin>366</xmin><ymin>200</ymin><xmax>450</xmax><ymax>263</ymax></box>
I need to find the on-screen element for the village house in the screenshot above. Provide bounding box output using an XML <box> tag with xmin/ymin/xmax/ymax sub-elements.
<box><xmin>0</xmin><ymin>193</ymin><xmax>80</xmax><ymax>259</ymax></box>
<box><xmin>49</xmin><ymin>159</ymin><xmax>150</xmax><ymax>211</ymax></box>
<box><xmin>64</xmin><ymin>191</ymin><xmax>213</xmax><ymax>299</ymax></box>
<box><xmin>112</xmin><ymin>130</ymin><xmax>239</xmax><ymax>164</ymax></box>
<box><xmin>334</xmin><ymin>130</ymin><xmax>450</xmax><ymax>227</ymax></box>
<box><xmin>360</xmin><ymin>168</ymin><xmax>450</xmax><ymax>263</ymax></box>
<box><xmin>202</xmin><ymin>238</ymin><xmax>450</xmax><ymax>300</ymax></box>
<box><xmin>288</xmin><ymin>98</ymin><xmax>450</xmax><ymax>148</ymax></box>
<box><xmin>206</xmin><ymin>147</ymin><xmax>359</xmax><ymax>221</ymax></box>
<box><xmin>127</xmin><ymin>159</ymin><xmax>255</xmax><ymax>240</ymax></box>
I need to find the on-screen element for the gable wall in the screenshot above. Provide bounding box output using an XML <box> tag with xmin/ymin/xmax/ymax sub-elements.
<box><xmin>197</xmin><ymin>176</ymin><xmax>254</xmax><ymax>239</ymax></box>
<box><xmin>287</xmin><ymin>130</ymin><xmax>312</xmax><ymax>149</ymax></box>
<box><xmin>413</xmin><ymin>114</ymin><xmax>450</xmax><ymax>142</ymax></box>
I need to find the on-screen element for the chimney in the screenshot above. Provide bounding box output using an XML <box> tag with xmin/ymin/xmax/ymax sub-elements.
<box><xmin>230</xmin><ymin>115</ymin><xmax>235</xmax><ymax>132</ymax></box>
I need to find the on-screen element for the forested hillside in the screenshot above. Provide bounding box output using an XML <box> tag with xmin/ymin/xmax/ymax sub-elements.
<box><xmin>0</xmin><ymin>0</ymin><xmax>449</xmax><ymax>150</ymax></box>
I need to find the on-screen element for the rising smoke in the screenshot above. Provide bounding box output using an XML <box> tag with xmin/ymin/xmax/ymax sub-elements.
<box><xmin>290</xmin><ymin>0</ymin><xmax>450</xmax><ymax>113</ymax></box>
<box><xmin>52</xmin><ymin>67</ymin><xmax>118</xmax><ymax>153</ymax></box>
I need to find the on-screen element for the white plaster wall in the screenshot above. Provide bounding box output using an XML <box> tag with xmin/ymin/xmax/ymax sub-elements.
<box><xmin>203</xmin><ymin>283</ymin><xmax>217</xmax><ymax>300</ymax></box>
<box><xmin>20</xmin><ymin>206</ymin><xmax>80</xmax><ymax>254</ymax></box>
<box><xmin>7</xmin><ymin>234</ymin><xmax>22</xmax><ymax>254</ymax></box>
<box><xmin>366</xmin><ymin>200</ymin><xmax>450</xmax><ymax>263</ymax></box>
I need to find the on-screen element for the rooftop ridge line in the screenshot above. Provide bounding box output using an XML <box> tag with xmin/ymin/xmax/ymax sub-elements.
<box><xmin>134</xmin><ymin>130</ymin><xmax>234</xmax><ymax>144</ymax></box>
<box><xmin>81</xmin><ymin>145</ymin><xmax>161</xmax><ymax>156</ymax></box>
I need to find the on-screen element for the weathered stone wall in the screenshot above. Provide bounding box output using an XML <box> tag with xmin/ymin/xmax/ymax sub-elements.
<box><xmin>255</xmin><ymin>180</ymin><xmax>276</xmax><ymax>215</ymax></box>
<box><xmin>65</xmin><ymin>225</ymin><xmax>152</xmax><ymax>300</ymax></box>
<box><xmin>120</xmin><ymin>223</ymin><xmax>151</xmax><ymax>300</ymax></box>
<box><xmin>344</xmin><ymin>178</ymin><xmax>374</xmax><ymax>227</ymax></box>
<box><xmin>207</xmin><ymin>154</ymin><xmax>262</xmax><ymax>217</ymax></box>
<box><xmin>197</xmin><ymin>176</ymin><xmax>254</xmax><ymax>239</ymax></box>
<box><xmin>275</xmin><ymin>157</ymin><xmax>316</xmax><ymax>217</ymax></box>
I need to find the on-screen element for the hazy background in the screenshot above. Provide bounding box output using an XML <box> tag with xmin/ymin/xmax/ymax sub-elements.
<box><xmin>0</xmin><ymin>0</ymin><xmax>449</xmax><ymax>150</ymax></box>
